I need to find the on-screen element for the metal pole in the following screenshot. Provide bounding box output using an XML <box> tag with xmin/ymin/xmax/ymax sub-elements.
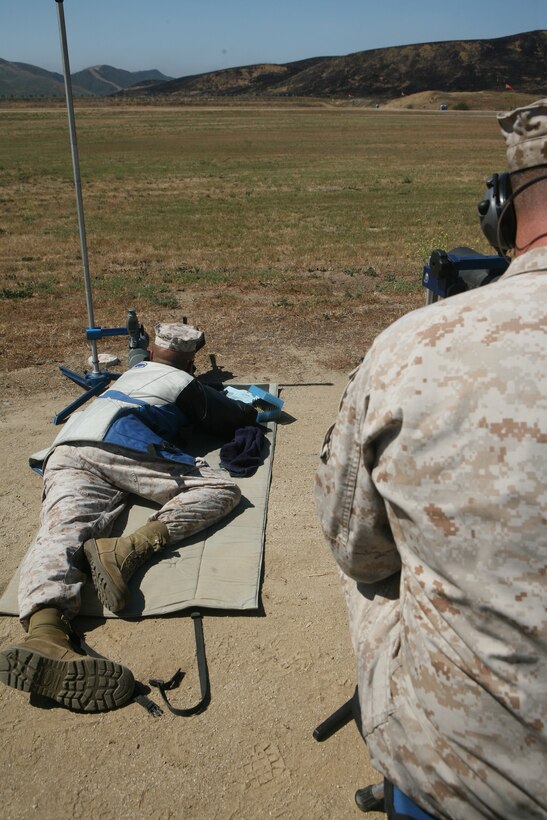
<box><xmin>55</xmin><ymin>0</ymin><xmax>100</xmax><ymax>374</ymax></box>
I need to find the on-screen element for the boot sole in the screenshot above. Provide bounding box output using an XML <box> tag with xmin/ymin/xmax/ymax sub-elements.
<box><xmin>0</xmin><ymin>646</ymin><xmax>135</xmax><ymax>712</ymax></box>
<box><xmin>83</xmin><ymin>538</ymin><xmax>126</xmax><ymax>613</ymax></box>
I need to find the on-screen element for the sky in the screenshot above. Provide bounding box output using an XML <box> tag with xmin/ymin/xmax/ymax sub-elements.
<box><xmin>1</xmin><ymin>0</ymin><xmax>545</xmax><ymax>78</ymax></box>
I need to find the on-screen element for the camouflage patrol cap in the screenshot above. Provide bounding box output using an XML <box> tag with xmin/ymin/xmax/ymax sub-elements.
<box><xmin>154</xmin><ymin>322</ymin><xmax>204</xmax><ymax>354</ymax></box>
<box><xmin>498</xmin><ymin>98</ymin><xmax>547</xmax><ymax>172</ymax></box>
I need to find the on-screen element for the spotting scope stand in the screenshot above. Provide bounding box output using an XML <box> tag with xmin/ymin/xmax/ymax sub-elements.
<box><xmin>53</xmin><ymin>306</ymin><xmax>149</xmax><ymax>425</ymax></box>
<box><xmin>54</xmin><ymin>326</ymin><xmax>127</xmax><ymax>425</ymax></box>
<box><xmin>52</xmin><ymin>0</ymin><xmax>139</xmax><ymax>425</ymax></box>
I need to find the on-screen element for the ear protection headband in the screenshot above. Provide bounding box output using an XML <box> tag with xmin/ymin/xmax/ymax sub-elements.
<box><xmin>477</xmin><ymin>172</ymin><xmax>516</xmax><ymax>254</ymax></box>
<box><xmin>478</xmin><ymin>170</ymin><xmax>547</xmax><ymax>254</ymax></box>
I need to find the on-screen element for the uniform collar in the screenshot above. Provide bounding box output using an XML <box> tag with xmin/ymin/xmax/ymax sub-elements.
<box><xmin>500</xmin><ymin>245</ymin><xmax>547</xmax><ymax>280</ymax></box>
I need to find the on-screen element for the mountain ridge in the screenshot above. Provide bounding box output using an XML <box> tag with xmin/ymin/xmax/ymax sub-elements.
<box><xmin>71</xmin><ymin>65</ymin><xmax>172</xmax><ymax>96</ymax></box>
<box><xmin>0</xmin><ymin>60</ymin><xmax>172</xmax><ymax>98</ymax></box>
<box><xmin>126</xmin><ymin>30</ymin><xmax>545</xmax><ymax>100</ymax></box>
<box><xmin>1</xmin><ymin>31</ymin><xmax>545</xmax><ymax>100</ymax></box>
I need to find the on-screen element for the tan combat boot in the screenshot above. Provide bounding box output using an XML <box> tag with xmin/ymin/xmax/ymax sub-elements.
<box><xmin>0</xmin><ymin>607</ymin><xmax>134</xmax><ymax>711</ymax></box>
<box><xmin>84</xmin><ymin>521</ymin><xmax>170</xmax><ymax>613</ymax></box>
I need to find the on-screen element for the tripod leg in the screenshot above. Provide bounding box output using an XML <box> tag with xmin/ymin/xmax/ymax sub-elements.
<box><xmin>313</xmin><ymin>687</ymin><xmax>358</xmax><ymax>741</ymax></box>
<box><xmin>355</xmin><ymin>781</ymin><xmax>385</xmax><ymax>813</ymax></box>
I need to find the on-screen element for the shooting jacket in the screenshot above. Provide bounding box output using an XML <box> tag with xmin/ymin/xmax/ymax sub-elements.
<box><xmin>31</xmin><ymin>361</ymin><xmax>256</xmax><ymax>471</ymax></box>
<box><xmin>315</xmin><ymin>246</ymin><xmax>547</xmax><ymax>819</ymax></box>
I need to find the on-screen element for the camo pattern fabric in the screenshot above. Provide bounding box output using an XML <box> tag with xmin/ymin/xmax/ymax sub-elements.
<box><xmin>315</xmin><ymin>246</ymin><xmax>547</xmax><ymax>819</ymax></box>
<box><xmin>498</xmin><ymin>97</ymin><xmax>547</xmax><ymax>172</ymax></box>
<box><xmin>154</xmin><ymin>322</ymin><xmax>204</xmax><ymax>352</ymax></box>
<box><xmin>18</xmin><ymin>444</ymin><xmax>240</xmax><ymax>624</ymax></box>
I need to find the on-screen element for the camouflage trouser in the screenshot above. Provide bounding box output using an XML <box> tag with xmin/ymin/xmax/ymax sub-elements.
<box><xmin>18</xmin><ymin>444</ymin><xmax>241</xmax><ymax>624</ymax></box>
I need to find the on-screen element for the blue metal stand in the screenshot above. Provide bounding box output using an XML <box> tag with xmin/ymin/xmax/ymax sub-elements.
<box><xmin>53</xmin><ymin>325</ymin><xmax>128</xmax><ymax>424</ymax></box>
<box><xmin>54</xmin><ymin>367</ymin><xmax>120</xmax><ymax>425</ymax></box>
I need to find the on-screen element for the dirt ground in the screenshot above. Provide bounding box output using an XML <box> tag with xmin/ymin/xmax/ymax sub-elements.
<box><xmin>0</xmin><ymin>350</ymin><xmax>386</xmax><ymax>819</ymax></box>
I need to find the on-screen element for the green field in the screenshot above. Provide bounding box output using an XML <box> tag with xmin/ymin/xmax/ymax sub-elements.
<box><xmin>0</xmin><ymin>105</ymin><xmax>506</xmax><ymax>372</ymax></box>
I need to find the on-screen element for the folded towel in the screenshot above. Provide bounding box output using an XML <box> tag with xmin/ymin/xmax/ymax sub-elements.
<box><xmin>220</xmin><ymin>426</ymin><xmax>265</xmax><ymax>477</ymax></box>
<box><xmin>223</xmin><ymin>386</ymin><xmax>255</xmax><ymax>405</ymax></box>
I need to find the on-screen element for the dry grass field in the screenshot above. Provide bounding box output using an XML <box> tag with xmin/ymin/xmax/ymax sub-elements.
<box><xmin>0</xmin><ymin>102</ymin><xmax>507</xmax><ymax>376</ymax></box>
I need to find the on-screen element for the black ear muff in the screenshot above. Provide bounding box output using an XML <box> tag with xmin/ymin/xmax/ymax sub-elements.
<box><xmin>477</xmin><ymin>172</ymin><xmax>516</xmax><ymax>253</ymax></box>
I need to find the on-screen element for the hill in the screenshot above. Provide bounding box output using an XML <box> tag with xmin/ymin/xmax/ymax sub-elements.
<box><xmin>0</xmin><ymin>59</ymin><xmax>91</xmax><ymax>98</ymax></box>
<box><xmin>2</xmin><ymin>31</ymin><xmax>545</xmax><ymax>101</ymax></box>
<box><xmin>0</xmin><ymin>60</ymin><xmax>172</xmax><ymax>98</ymax></box>
<box><xmin>122</xmin><ymin>30</ymin><xmax>546</xmax><ymax>100</ymax></box>
<box><xmin>71</xmin><ymin>65</ymin><xmax>172</xmax><ymax>96</ymax></box>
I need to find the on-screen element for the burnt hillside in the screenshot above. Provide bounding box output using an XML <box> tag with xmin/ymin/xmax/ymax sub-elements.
<box><xmin>122</xmin><ymin>30</ymin><xmax>546</xmax><ymax>99</ymax></box>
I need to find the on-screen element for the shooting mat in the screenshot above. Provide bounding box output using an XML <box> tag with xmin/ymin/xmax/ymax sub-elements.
<box><xmin>0</xmin><ymin>384</ymin><xmax>277</xmax><ymax>619</ymax></box>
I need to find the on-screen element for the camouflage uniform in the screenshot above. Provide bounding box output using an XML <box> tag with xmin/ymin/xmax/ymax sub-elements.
<box><xmin>315</xmin><ymin>101</ymin><xmax>547</xmax><ymax>820</ymax></box>
<box><xmin>19</xmin><ymin>322</ymin><xmax>248</xmax><ymax>624</ymax></box>
<box><xmin>19</xmin><ymin>446</ymin><xmax>240</xmax><ymax>623</ymax></box>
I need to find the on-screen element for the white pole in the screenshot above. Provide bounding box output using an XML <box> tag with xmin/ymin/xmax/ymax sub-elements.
<box><xmin>55</xmin><ymin>0</ymin><xmax>100</xmax><ymax>375</ymax></box>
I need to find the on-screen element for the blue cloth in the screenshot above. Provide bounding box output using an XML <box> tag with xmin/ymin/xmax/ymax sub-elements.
<box><xmin>219</xmin><ymin>426</ymin><xmax>264</xmax><ymax>477</ymax></box>
<box><xmin>100</xmin><ymin>389</ymin><xmax>195</xmax><ymax>466</ymax></box>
